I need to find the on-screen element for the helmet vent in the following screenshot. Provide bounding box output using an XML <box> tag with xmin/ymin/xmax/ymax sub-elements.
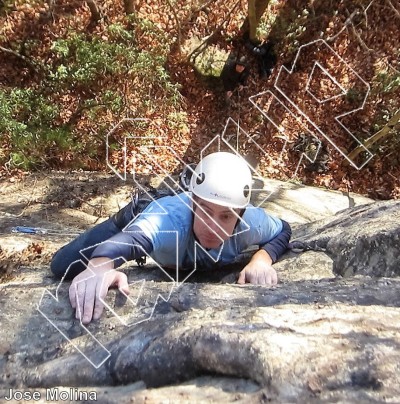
<box><xmin>243</xmin><ymin>185</ymin><xmax>250</xmax><ymax>198</ymax></box>
<box><xmin>196</xmin><ymin>173</ymin><xmax>205</xmax><ymax>185</ymax></box>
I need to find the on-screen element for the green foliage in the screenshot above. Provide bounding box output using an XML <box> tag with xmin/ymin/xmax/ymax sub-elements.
<box><xmin>50</xmin><ymin>34</ymin><xmax>129</xmax><ymax>85</ymax></box>
<box><xmin>108</xmin><ymin>22</ymin><xmax>136</xmax><ymax>42</ymax></box>
<box><xmin>257</xmin><ymin>0</ymin><xmax>281</xmax><ymax>40</ymax></box>
<box><xmin>167</xmin><ymin>111</ymin><xmax>189</xmax><ymax>134</ymax></box>
<box><xmin>345</xmin><ymin>88</ymin><xmax>365</xmax><ymax>104</ymax></box>
<box><xmin>284</xmin><ymin>12</ymin><xmax>308</xmax><ymax>54</ymax></box>
<box><xmin>376</xmin><ymin>71</ymin><xmax>400</xmax><ymax>94</ymax></box>
<box><xmin>193</xmin><ymin>44</ymin><xmax>228</xmax><ymax>80</ymax></box>
<box><xmin>0</xmin><ymin>88</ymin><xmax>74</xmax><ymax>169</ymax></box>
<box><xmin>0</xmin><ymin>0</ymin><xmax>15</xmax><ymax>16</ymax></box>
<box><xmin>1</xmin><ymin>15</ymin><xmax>184</xmax><ymax>170</ymax></box>
<box><xmin>48</xmin><ymin>20</ymin><xmax>179</xmax><ymax>101</ymax></box>
<box><xmin>265</xmin><ymin>5</ymin><xmax>319</xmax><ymax>56</ymax></box>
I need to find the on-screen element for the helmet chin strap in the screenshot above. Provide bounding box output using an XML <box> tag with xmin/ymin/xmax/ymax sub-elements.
<box><xmin>234</xmin><ymin>207</ymin><xmax>246</xmax><ymax>230</ymax></box>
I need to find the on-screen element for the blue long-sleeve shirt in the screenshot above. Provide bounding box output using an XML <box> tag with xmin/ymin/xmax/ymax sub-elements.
<box><xmin>91</xmin><ymin>193</ymin><xmax>291</xmax><ymax>270</ymax></box>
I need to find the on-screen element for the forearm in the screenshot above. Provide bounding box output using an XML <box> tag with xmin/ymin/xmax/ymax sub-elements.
<box><xmin>90</xmin><ymin>225</ymin><xmax>153</xmax><ymax>267</ymax></box>
<box><xmin>261</xmin><ymin>220</ymin><xmax>292</xmax><ymax>263</ymax></box>
<box><xmin>69</xmin><ymin>257</ymin><xmax>115</xmax><ymax>283</ymax></box>
<box><xmin>250</xmin><ymin>248</ymin><xmax>273</xmax><ymax>266</ymax></box>
<box><xmin>87</xmin><ymin>257</ymin><xmax>115</xmax><ymax>271</ymax></box>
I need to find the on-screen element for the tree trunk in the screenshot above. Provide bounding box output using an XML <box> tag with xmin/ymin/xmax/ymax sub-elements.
<box><xmin>248</xmin><ymin>0</ymin><xmax>257</xmax><ymax>42</ymax></box>
<box><xmin>86</xmin><ymin>0</ymin><xmax>102</xmax><ymax>24</ymax></box>
<box><xmin>348</xmin><ymin>108</ymin><xmax>400</xmax><ymax>161</ymax></box>
<box><xmin>123</xmin><ymin>0</ymin><xmax>135</xmax><ymax>15</ymax></box>
<box><xmin>247</xmin><ymin>0</ymin><xmax>270</xmax><ymax>43</ymax></box>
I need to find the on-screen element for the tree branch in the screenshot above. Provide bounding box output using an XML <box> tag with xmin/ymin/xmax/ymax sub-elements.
<box><xmin>86</xmin><ymin>0</ymin><xmax>102</xmax><ymax>24</ymax></box>
<box><xmin>66</xmin><ymin>101</ymin><xmax>107</xmax><ymax>126</ymax></box>
<box><xmin>349</xmin><ymin>19</ymin><xmax>373</xmax><ymax>53</ymax></box>
<box><xmin>386</xmin><ymin>0</ymin><xmax>400</xmax><ymax>19</ymax></box>
<box><xmin>0</xmin><ymin>45</ymin><xmax>41</xmax><ymax>72</ymax></box>
<box><xmin>325</xmin><ymin>10</ymin><xmax>359</xmax><ymax>42</ymax></box>
<box><xmin>188</xmin><ymin>0</ymin><xmax>242</xmax><ymax>61</ymax></box>
<box><xmin>123</xmin><ymin>0</ymin><xmax>135</xmax><ymax>15</ymax></box>
<box><xmin>347</xmin><ymin>109</ymin><xmax>400</xmax><ymax>161</ymax></box>
<box><xmin>191</xmin><ymin>0</ymin><xmax>215</xmax><ymax>14</ymax></box>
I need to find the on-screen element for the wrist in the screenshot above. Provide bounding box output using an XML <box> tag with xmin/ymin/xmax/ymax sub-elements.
<box><xmin>251</xmin><ymin>249</ymin><xmax>273</xmax><ymax>265</ymax></box>
<box><xmin>88</xmin><ymin>257</ymin><xmax>115</xmax><ymax>272</ymax></box>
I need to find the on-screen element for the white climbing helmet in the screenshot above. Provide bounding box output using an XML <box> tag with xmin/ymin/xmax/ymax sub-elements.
<box><xmin>190</xmin><ymin>152</ymin><xmax>252</xmax><ymax>209</ymax></box>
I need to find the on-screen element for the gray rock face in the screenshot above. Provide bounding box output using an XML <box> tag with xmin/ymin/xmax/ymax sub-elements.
<box><xmin>291</xmin><ymin>200</ymin><xmax>400</xmax><ymax>277</ymax></box>
<box><xmin>10</xmin><ymin>278</ymin><xmax>400</xmax><ymax>403</ymax></box>
<box><xmin>0</xmin><ymin>185</ymin><xmax>399</xmax><ymax>402</ymax></box>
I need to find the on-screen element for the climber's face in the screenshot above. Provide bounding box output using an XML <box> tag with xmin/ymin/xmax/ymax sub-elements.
<box><xmin>192</xmin><ymin>197</ymin><xmax>239</xmax><ymax>249</ymax></box>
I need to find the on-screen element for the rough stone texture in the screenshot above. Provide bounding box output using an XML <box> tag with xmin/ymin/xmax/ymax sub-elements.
<box><xmin>0</xmin><ymin>175</ymin><xmax>399</xmax><ymax>403</ymax></box>
<box><xmin>1</xmin><ymin>274</ymin><xmax>400</xmax><ymax>402</ymax></box>
<box><xmin>291</xmin><ymin>200</ymin><xmax>400</xmax><ymax>277</ymax></box>
<box><xmin>252</xmin><ymin>177</ymin><xmax>373</xmax><ymax>224</ymax></box>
